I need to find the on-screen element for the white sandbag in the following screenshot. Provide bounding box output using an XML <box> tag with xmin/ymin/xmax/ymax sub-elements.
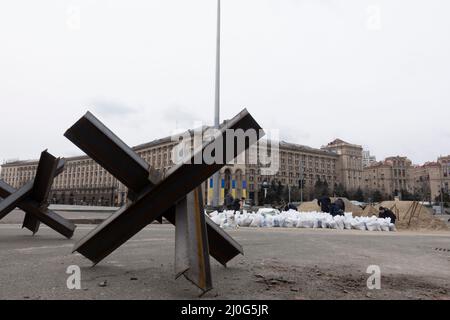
<box><xmin>226</xmin><ymin>214</ymin><xmax>237</xmax><ymax>228</ymax></box>
<box><xmin>365</xmin><ymin>217</ymin><xmax>381</xmax><ymax>231</ymax></box>
<box><xmin>278</xmin><ymin>215</ymin><xmax>286</xmax><ymax>227</ymax></box>
<box><xmin>389</xmin><ymin>223</ymin><xmax>397</xmax><ymax>232</ymax></box>
<box><xmin>379</xmin><ymin>218</ymin><xmax>390</xmax><ymax>232</ymax></box>
<box><xmin>211</xmin><ymin>214</ymin><xmax>222</xmax><ymax>226</ymax></box>
<box><xmin>225</xmin><ymin>210</ymin><xmax>236</xmax><ymax>219</ymax></box>
<box><xmin>333</xmin><ymin>216</ymin><xmax>345</xmax><ymax>230</ymax></box>
<box><xmin>239</xmin><ymin>213</ymin><xmax>253</xmax><ymax>227</ymax></box>
<box><xmin>297</xmin><ymin>217</ymin><xmax>314</xmax><ymax>228</ymax></box>
<box><xmin>265</xmin><ymin>215</ymin><xmax>274</xmax><ymax>227</ymax></box>
<box><xmin>273</xmin><ymin>215</ymin><xmax>281</xmax><ymax>227</ymax></box>
<box><xmin>283</xmin><ymin>217</ymin><xmax>298</xmax><ymax>228</ymax></box>
<box><xmin>250</xmin><ymin>214</ymin><xmax>264</xmax><ymax>227</ymax></box>
<box><xmin>319</xmin><ymin>218</ymin><xmax>328</xmax><ymax>229</ymax></box>
<box><xmin>311</xmin><ymin>218</ymin><xmax>319</xmax><ymax>228</ymax></box>
<box><xmin>234</xmin><ymin>213</ymin><xmax>242</xmax><ymax>226</ymax></box>
<box><xmin>328</xmin><ymin>220</ymin><xmax>337</xmax><ymax>229</ymax></box>
<box><xmin>256</xmin><ymin>208</ymin><xmax>280</xmax><ymax>216</ymax></box>
<box><xmin>209</xmin><ymin>211</ymin><xmax>219</xmax><ymax>218</ymax></box>
<box><xmin>344</xmin><ymin>212</ymin><xmax>353</xmax><ymax>230</ymax></box>
<box><xmin>261</xmin><ymin>216</ymin><xmax>268</xmax><ymax>227</ymax></box>
<box><xmin>351</xmin><ymin>217</ymin><xmax>367</xmax><ymax>231</ymax></box>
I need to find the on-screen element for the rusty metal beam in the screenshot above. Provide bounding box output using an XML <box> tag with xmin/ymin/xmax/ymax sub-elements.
<box><xmin>72</xmin><ymin>108</ymin><xmax>263</xmax><ymax>264</ymax></box>
<box><xmin>164</xmin><ymin>210</ymin><xmax>243</xmax><ymax>266</ymax></box>
<box><xmin>0</xmin><ymin>180</ymin><xmax>34</xmax><ymax>219</ymax></box>
<box><xmin>0</xmin><ymin>151</ymin><xmax>75</xmax><ymax>238</ymax></box>
<box><xmin>64</xmin><ymin>111</ymin><xmax>159</xmax><ymax>193</ymax></box>
<box><xmin>22</xmin><ymin>213</ymin><xmax>40</xmax><ymax>234</ymax></box>
<box><xmin>31</xmin><ymin>151</ymin><xmax>59</xmax><ymax>205</ymax></box>
<box><xmin>175</xmin><ymin>187</ymin><xmax>212</xmax><ymax>293</ymax></box>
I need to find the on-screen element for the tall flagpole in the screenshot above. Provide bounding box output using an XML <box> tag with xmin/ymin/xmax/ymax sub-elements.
<box><xmin>212</xmin><ymin>0</ymin><xmax>221</xmax><ymax>207</ymax></box>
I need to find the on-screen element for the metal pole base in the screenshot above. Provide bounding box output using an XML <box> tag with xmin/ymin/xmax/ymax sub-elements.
<box><xmin>175</xmin><ymin>187</ymin><xmax>212</xmax><ymax>293</ymax></box>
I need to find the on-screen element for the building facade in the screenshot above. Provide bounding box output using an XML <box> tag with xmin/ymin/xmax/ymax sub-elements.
<box><xmin>1</xmin><ymin>134</ymin><xmax>361</xmax><ymax>206</ymax></box>
<box><xmin>3</xmin><ymin>129</ymin><xmax>448</xmax><ymax>205</ymax></box>
<box><xmin>362</xmin><ymin>155</ymin><xmax>450</xmax><ymax>202</ymax></box>
<box><xmin>321</xmin><ymin>139</ymin><xmax>364</xmax><ymax>192</ymax></box>
<box><xmin>243</xmin><ymin>141</ymin><xmax>340</xmax><ymax>203</ymax></box>
<box><xmin>362</xmin><ymin>156</ymin><xmax>413</xmax><ymax>198</ymax></box>
<box><xmin>410</xmin><ymin>156</ymin><xmax>450</xmax><ymax>201</ymax></box>
<box><xmin>362</xmin><ymin>150</ymin><xmax>377</xmax><ymax>168</ymax></box>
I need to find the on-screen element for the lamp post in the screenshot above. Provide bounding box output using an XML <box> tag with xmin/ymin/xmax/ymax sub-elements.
<box><xmin>212</xmin><ymin>0</ymin><xmax>221</xmax><ymax>207</ymax></box>
<box><xmin>262</xmin><ymin>180</ymin><xmax>269</xmax><ymax>204</ymax></box>
<box><xmin>440</xmin><ymin>156</ymin><xmax>444</xmax><ymax>215</ymax></box>
<box><xmin>288</xmin><ymin>185</ymin><xmax>291</xmax><ymax>203</ymax></box>
<box><xmin>299</xmin><ymin>158</ymin><xmax>304</xmax><ymax>204</ymax></box>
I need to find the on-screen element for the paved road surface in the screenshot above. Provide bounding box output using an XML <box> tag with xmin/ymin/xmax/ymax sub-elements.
<box><xmin>0</xmin><ymin>209</ymin><xmax>111</xmax><ymax>224</ymax></box>
<box><xmin>0</xmin><ymin>224</ymin><xmax>449</xmax><ymax>299</ymax></box>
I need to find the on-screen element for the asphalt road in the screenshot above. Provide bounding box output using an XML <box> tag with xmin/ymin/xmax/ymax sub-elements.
<box><xmin>0</xmin><ymin>224</ymin><xmax>449</xmax><ymax>300</ymax></box>
<box><xmin>0</xmin><ymin>209</ymin><xmax>112</xmax><ymax>224</ymax></box>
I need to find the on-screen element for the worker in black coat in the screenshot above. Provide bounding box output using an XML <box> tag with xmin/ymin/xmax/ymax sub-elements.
<box><xmin>224</xmin><ymin>193</ymin><xmax>234</xmax><ymax>210</ymax></box>
<box><xmin>335</xmin><ymin>198</ymin><xmax>345</xmax><ymax>212</ymax></box>
<box><xmin>317</xmin><ymin>196</ymin><xmax>331</xmax><ymax>213</ymax></box>
<box><xmin>379</xmin><ymin>206</ymin><xmax>397</xmax><ymax>224</ymax></box>
<box><xmin>232</xmin><ymin>198</ymin><xmax>241</xmax><ymax>212</ymax></box>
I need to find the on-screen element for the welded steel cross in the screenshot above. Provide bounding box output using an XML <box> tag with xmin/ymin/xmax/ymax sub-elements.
<box><xmin>65</xmin><ymin>109</ymin><xmax>263</xmax><ymax>293</ymax></box>
<box><xmin>0</xmin><ymin>151</ymin><xmax>76</xmax><ymax>238</ymax></box>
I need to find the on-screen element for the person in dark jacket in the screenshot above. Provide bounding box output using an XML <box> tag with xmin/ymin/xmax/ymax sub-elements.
<box><xmin>317</xmin><ymin>196</ymin><xmax>331</xmax><ymax>213</ymax></box>
<box><xmin>335</xmin><ymin>198</ymin><xmax>345</xmax><ymax>212</ymax></box>
<box><xmin>330</xmin><ymin>201</ymin><xmax>344</xmax><ymax>216</ymax></box>
<box><xmin>284</xmin><ymin>203</ymin><xmax>298</xmax><ymax>211</ymax></box>
<box><xmin>329</xmin><ymin>202</ymin><xmax>338</xmax><ymax>216</ymax></box>
<box><xmin>224</xmin><ymin>193</ymin><xmax>234</xmax><ymax>210</ymax></box>
<box><xmin>379</xmin><ymin>206</ymin><xmax>397</xmax><ymax>224</ymax></box>
<box><xmin>232</xmin><ymin>198</ymin><xmax>241</xmax><ymax>212</ymax></box>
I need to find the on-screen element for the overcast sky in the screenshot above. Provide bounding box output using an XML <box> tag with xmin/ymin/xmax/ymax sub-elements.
<box><xmin>1</xmin><ymin>0</ymin><xmax>449</xmax><ymax>166</ymax></box>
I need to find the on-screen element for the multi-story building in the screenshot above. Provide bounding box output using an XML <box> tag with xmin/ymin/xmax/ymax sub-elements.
<box><xmin>410</xmin><ymin>156</ymin><xmax>450</xmax><ymax>201</ymax></box>
<box><xmin>1</xmin><ymin>133</ymin><xmax>358</xmax><ymax>206</ymax></box>
<box><xmin>362</xmin><ymin>161</ymin><xmax>392</xmax><ymax>197</ymax></box>
<box><xmin>363</xmin><ymin>156</ymin><xmax>414</xmax><ymax>198</ymax></box>
<box><xmin>386</xmin><ymin>156</ymin><xmax>413</xmax><ymax>194</ymax></box>
<box><xmin>245</xmin><ymin>141</ymin><xmax>339</xmax><ymax>202</ymax></box>
<box><xmin>4</xmin><ymin>125</ymin><xmax>447</xmax><ymax>205</ymax></box>
<box><xmin>0</xmin><ymin>156</ymin><xmax>126</xmax><ymax>206</ymax></box>
<box><xmin>362</xmin><ymin>150</ymin><xmax>377</xmax><ymax>168</ymax></box>
<box><xmin>321</xmin><ymin>139</ymin><xmax>363</xmax><ymax>192</ymax></box>
<box><xmin>0</xmin><ymin>133</ymin><xmax>188</xmax><ymax>206</ymax></box>
<box><xmin>438</xmin><ymin>155</ymin><xmax>450</xmax><ymax>194</ymax></box>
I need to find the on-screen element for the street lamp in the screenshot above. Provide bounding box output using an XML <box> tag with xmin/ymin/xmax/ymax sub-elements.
<box><xmin>440</xmin><ymin>156</ymin><xmax>444</xmax><ymax>215</ymax></box>
<box><xmin>212</xmin><ymin>0</ymin><xmax>221</xmax><ymax>207</ymax></box>
<box><xmin>299</xmin><ymin>158</ymin><xmax>304</xmax><ymax>204</ymax></box>
<box><xmin>262</xmin><ymin>180</ymin><xmax>269</xmax><ymax>204</ymax></box>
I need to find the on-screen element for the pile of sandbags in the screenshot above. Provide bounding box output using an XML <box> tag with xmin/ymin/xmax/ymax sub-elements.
<box><xmin>361</xmin><ymin>201</ymin><xmax>448</xmax><ymax>231</ymax></box>
<box><xmin>208</xmin><ymin>210</ymin><xmax>396</xmax><ymax>231</ymax></box>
